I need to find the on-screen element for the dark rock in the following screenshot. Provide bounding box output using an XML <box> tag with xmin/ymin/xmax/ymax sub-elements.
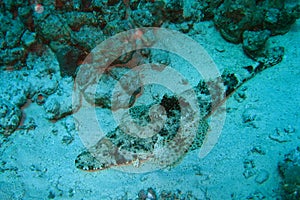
<box><xmin>278</xmin><ymin>147</ymin><xmax>300</xmax><ymax>199</ymax></box>
<box><xmin>214</xmin><ymin>0</ymin><xmax>299</xmax><ymax>44</ymax></box>
<box><xmin>71</xmin><ymin>25</ymin><xmax>105</xmax><ymax>50</ymax></box>
<box><xmin>243</xmin><ymin>30</ymin><xmax>271</xmax><ymax>52</ymax></box>
<box><xmin>264</xmin><ymin>5</ymin><xmax>300</xmax><ymax>35</ymax></box>
<box><xmin>165</xmin><ymin>0</ymin><xmax>184</xmax><ymax>23</ymax></box>
<box><xmin>0</xmin><ymin>98</ymin><xmax>22</xmax><ymax>136</ymax></box>
<box><xmin>36</xmin><ymin>14</ymin><xmax>71</xmax><ymax>42</ymax></box>
<box><xmin>21</xmin><ymin>30</ymin><xmax>37</xmax><ymax>47</ymax></box>
<box><xmin>63</xmin><ymin>11</ymin><xmax>99</xmax><ymax>31</ymax></box>
<box><xmin>18</xmin><ymin>6</ymin><xmax>34</xmax><ymax>31</ymax></box>
<box><xmin>242</xmin><ymin>29</ymin><xmax>284</xmax><ymax>68</ymax></box>
<box><xmin>0</xmin><ymin>47</ymin><xmax>26</xmax><ymax>66</ymax></box>
<box><xmin>131</xmin><ymin>1</ymin><xmax>165</xmax><ymax>27</ymax></box>
<box><xmin>131</xmin><ymin>9</ymin><xmax>155</xmax><ymax>27</ymax></box>
<box><xmin>55</xmin><ymin>46</ymin><xmax>84</xmax><ymax>77</ymax></box>
<box><xmin>103</xmin><ymin>20</ymin><xmax>133</xmax><ymax>35</ymax></box>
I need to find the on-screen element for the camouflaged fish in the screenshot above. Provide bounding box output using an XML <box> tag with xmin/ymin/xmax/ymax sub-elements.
<box><xmin>74</xmin><ymin>31</ymin><xmax>284</xmax><ymax>172</ymax></box>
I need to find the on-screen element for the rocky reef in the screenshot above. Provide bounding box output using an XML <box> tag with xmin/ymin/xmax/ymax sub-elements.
<box><xmin>0</xmin><ymin>0</ymin><xmax>299</xmax><ymax>75</ymax></box>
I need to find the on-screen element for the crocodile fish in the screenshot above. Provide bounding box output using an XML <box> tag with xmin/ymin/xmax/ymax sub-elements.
<box><xmin>74</xmin><ymin>27</ymin><xmax>284</xmax><ymax>172</ymax></box>
<box><xmin>75</xmin><ymin>49</ymin><xmax>284</xmax><ymax>172</ymax></box>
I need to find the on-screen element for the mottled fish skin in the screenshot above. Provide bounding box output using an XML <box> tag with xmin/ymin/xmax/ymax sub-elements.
<box><xmin>75</xmin><ymin>151</ymin><xmax>108</xmax><ymax>171</ymax></box>
<box><xmin>75</xmin><ymin>95</ymin><xmax>201</xmax><ymax>172</ymax></box>
<box><xmin>75</xmin><ymin>138</ymin><xmax>117</xmax><ymax>171</ymax></box>
<box><xmin>74</xmin><ymin>82</ymin><xmax>218</xmax><ymax>172</ymax></box>
<box><xmin>75</xmin><ymin>121</ymin><xmax>200</xmax><ymax>172</ymax></box>
<box><xmin>75</xmin><ymin>58</ymin><xmax>282</xmax><ymax>172</ymax></box>
<box><xmin>75</xmin><ymin>138</ymin><xmax>153</xmax><ymax>171</ymax></box>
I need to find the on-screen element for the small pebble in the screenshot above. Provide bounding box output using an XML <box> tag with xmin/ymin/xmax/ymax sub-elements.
<box><xmin>255</xmin><ymin>170</ymin><xmax>269</xmax><ymax>184</ymax></box>
<box><xmin>250</xmin><ymin>146</ymin><xmax>266</xmax><ymax>155</ymax></box>
<box><xmin>284</xmin><ymin>125</ymin><xmax>295</xmax><ymax>134</ymax></box>
<box><xmin>215</xmin><ymin>46</ymin><xmax>225</xmax><ymax>52</ymax></box>
<box><xmin>234</xmin><ymin>90</ymin><xmax>247</xmax><ymax>102</ymax></box>
<box><xmin>51</xmin><ymin>126</ymin><xmax>58</xmax><ymax>135</ymax></box>
<box><xmin>61</xmin><ymin>135</ymin><xmax>74</xmax><ymax>145</ymax></box>
<box><xmin>48</xmin><ymin>191</ymin><xmax>55</xmax><ymax>199</ymax></box>
<box><xmin>242</xmin><ymin>109</ymin><xmax>257</xmax><ymax>123</ymax></box>
<box><xmin>243</xmin><ymin>169</ymin><xmax>256</xmax><ymax>179</ymax></box>
<box><xmin>243</xmin><ymin>159</ymin><xmax>256</xmax><ymax>179</ymax></box>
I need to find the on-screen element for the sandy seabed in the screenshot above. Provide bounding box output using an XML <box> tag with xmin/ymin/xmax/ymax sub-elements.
<box><xmin>0</xmin><ymin>20</ymin><xmax>299</xmax><ymax>199</ymax></box>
